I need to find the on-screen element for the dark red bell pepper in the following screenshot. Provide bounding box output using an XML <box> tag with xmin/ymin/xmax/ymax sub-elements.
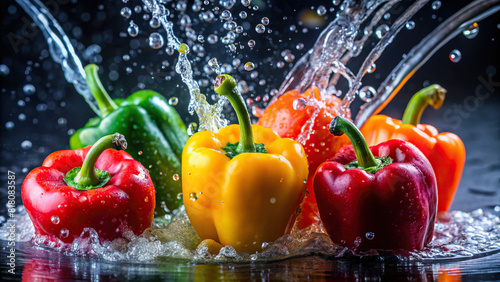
<box><xmin>22</xmin><ymin>133</ymin><xmax>155</xmax><ymax>243</ymax></box>
<box><xmin>314</xmin><ymin>117</ymin><xmax>437</xmax><ymax>250</ymax></box>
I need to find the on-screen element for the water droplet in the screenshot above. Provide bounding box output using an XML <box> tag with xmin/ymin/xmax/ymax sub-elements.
<box><xmin>149</xmin><ymin>17</ymin><xmax>161</xmax><ymax>28</ymax></box>
<box><xmin>177</xmin><ymin>192</ymin><xmax>183</xmax><ymax>200</ymax></box>
<box><xmin>23</xmin><ymin>84</ymin><xmax>36</xmax><ymax>95</ymax></box>
<box><xmin>317</xmin><ymin>5</ymin><xmax>327</xmax><ymax>16</ymax></box>
<box><xmin>0</xmin><ymin>64</ymin><xmax>10</xmax><ymax>76</ymax></box>
<box><xmin>207</xmin><ymin>34</ymin><xmax>218</xmax><ymax>44</ymax></box>
<box><xmin>296</xmin><ymin>43</ymin><xmax>304</xmax><ymax>50</ymax></box>
<box><xmin>255</xmin><ymin>24</ymin><xmax>265</xmax><ymax>34</ymax></box>
<box><xmin>21</xmin><ymin>140</ymin><xmax>32</xmax><ymax>150</ymax></box>
<box><xmin>449</xmin><ymin>49</ymin><xmax>461</xmax><ymax>63</ymax></box>
<box><xmin>431</xmin><ymin>1</ymin><xmax>441</xmax><ymax>10</ymax></box>
<box><xmin>383</xmin><ymin>13</ymin><xmax>391</xmax><ymax>20</ymax></box>
<box><xmin>270</xmin><ymin>197</ymin><xmax>276</xmax><ymax>204</ymax></box>
<box><xmin>221</xmin><ymin>10</ymin><xmax>231</xmax><ymax>20</ymax></box>
<box><xmin>354</xmin><ymin>236</ymin><xmax>362</xmax><ymax>247</ymax></box>
<box><xmin>241</xmin><ymin>0</ymin><xmax>252</xmax><ymax>6</ymax></box>
<box><xmin>127</xmin><ymin>21</ymin><xmax>139</xmax><ymax>37</ymax></box>
<box><xmin>120</xmin><ymin>7</ymin><xmax>132</xmax><ymax>19</ymax></box>
<box><xmin>134</xmin><ymin>5</ymin><xmax>142</xmax><ymax>13</ymax></box>
<box><xmin>60</xmin><ymin>228</ymin><xmax>69</xmax><ymax>238</ymax></box>
<box><xmin>463</xmin><ymin>22</ymin><xmax>479</xmax><ymax>39</ymax></box>
<box><xmin>359</xmin><ymin>86</ymin><xmax>377</xmax><ymax>102</ymax></box>
<box><xmin>51</xmin><ymin>215</ymin><xmax>60</xmax><ymax>224</ymax></box>
<box><xmin>173</xmin><ymin>174</ymin><xmax>180</xmax><ymax>181</ymax></box>
<box><xmin>293</xmin><ymin>98</ymin><xmax>307</xmax><ymax>110</ymax></box>
<box><xmin>284</xmin><ymin>53</ymin><xmax>295</xmax><ymax>63</ymax></box>
<box><xmin>375</xmin><ymin>24</ymin><xmax>389</xmax><ymax>39</ymax></box>
<box><xmin>5</xmin><ymin>122</ymin><xmax>14</xmax><ymax>130</ymax></box>
<box><xmin>248</xmin><ymin>40</ymin><xmax>256</xmax><ymax>48</ymax></box>
<box><xmin>148</xmin><ymin>32</ymin><xmax>164</xmax><ymax>49</ymax></box>
<box><xmin>367</xmin><ymin>63</ymin><xmax>376</xmax><ymax>73</ymax></box>
<box><xmin>405</xmin><ymin>21</ymin><xmax>415</xmax><ymax>30</ymax></box>
<box><xmin>223</xmin><ymin>21</ymin><xmax>237</xmax><ymax>31</ymax></box>
<box><xmin>333</xmin><ymin>0</ymin><xmax>341</xmax><ymax>5</ymax></box>
<box><xmin>168</xmin><ymin>97</ymin><xmax>178</xmax><ymax>106</ymax></box>
<box><xmin>244</xmin><ymin>62</ymin><xmax>255</xmax><ymax>71</ymax></box>
<box><xmin>261</xmin><ymin>17</ymin><xmax>270</xmax><ymax>25</ymax></box>
<box><xmin>239</xmin><ymin>11</ymin><xmax>247</xmax><ymax>19</ymax></box>
<box><xmin>365</xmin><ymin>232</ymin><xmax>375</xmax><ymax>240</ymax></box>
<box><xmin>187</xmin><ymin>122</ymin><xmax>198</xmax><ymax>135</ymax></box>
<box><xmin>189</xmin><ymin>192</ymin><xmax>198</xmax><ymax>201</ymax></box>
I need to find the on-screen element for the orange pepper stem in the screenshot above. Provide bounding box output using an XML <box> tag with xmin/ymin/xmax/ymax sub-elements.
<box><xmin>401</xmin><ymin>84</ymin><xmax>447</xmax><ymax>126</ymax></box>
<box><xmin>64</xmin><ymin>133</ymin><xmax>127</xmax><ymax>190</ymax></box>
<box><xmin>85</xmin><ymin>64</ymin><xmax>118</xmax><ymax>117</ymax></box>
<box><xmin>330</xmin><ymin>117</ymin><xmax>378</xmax><ymax>168</ymax></box>
<box><xmin>214</xmin><ymin>74</ymin><xmax>256</xmax><ymax>153</ymax></box>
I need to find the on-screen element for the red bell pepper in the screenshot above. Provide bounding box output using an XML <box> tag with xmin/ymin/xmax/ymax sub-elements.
<box><xmin>314</xmin><ymin>117</ymin><xmax>437</xmax><ymax>250</ymax></box>
<box><xmin>22</xmin><ymin>133</ymin><xmax>155</xmax><ymax>243</ymax></box>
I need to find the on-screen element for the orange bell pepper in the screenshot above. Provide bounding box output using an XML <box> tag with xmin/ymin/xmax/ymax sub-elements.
<box><xmin>360</xmin><ymin>85</ymin><xmax>465</xmax><ymax>212</ymax></box>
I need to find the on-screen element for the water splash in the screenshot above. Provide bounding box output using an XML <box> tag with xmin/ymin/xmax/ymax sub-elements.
<box><xmin>355</xmin><ymin>0</ymin><xmax>500</xmax><ymax>127</ymax></box>
<box><xmin>277</xmin><ymin>0</ymin><xmax>500</xmax><ymax>129</ymax></box>
<box><xmin>1</xmin><ymin>206</ymin><xmax>499</xmax><ymax>262</ymax></box>
<box><xmin>142</xmin><ymin>0</ymin><xmax>228</xmax><ymax>133</ymax></box>
<box><xmin>15</xmin><ymin>0</ymin><xmax>100</xmax><ymax>116</ymax></box>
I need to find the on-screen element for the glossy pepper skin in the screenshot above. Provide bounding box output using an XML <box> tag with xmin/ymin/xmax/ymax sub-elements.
<box><xmin>70</xmin><ymin>64</ymin><xmax>188</xmax><ymax>214</ymax></box>
<box><xmin>258</xmin><ymin>88</ymin><xmax>350</xmax><ymax>229</ymax></box>
<box><xmin>360</xmin><ymin>85</ymin><xmax>465</xmax><ymax>212</ymax></box>
<box><xmin>314</xmin><ymin>117</ymin><xmax>437</xmax><ymax>250</ymax></box>
<box><xmin>22</xmin><ymin>134</ymin><xmax>155</xmax><ymax>243</ymax></box>
<box><xmin>183</xmin><ymin>74</ymin><xmax>308</xmax><ymax>253</ymax></box>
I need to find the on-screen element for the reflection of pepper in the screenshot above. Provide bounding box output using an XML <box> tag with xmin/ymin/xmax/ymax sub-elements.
<box><xmin>360</xmin><ymin>85</ymin><xmax>465</xmax><ymax>212</ymax></box>
<box><xmin>22</xmin><ymin>133</ymin><xmax>155</xmax><ymax>243</ymax></box>
<box><xmin>314</xmin><ymin>117</ymin><xmax>437</xmax><ymax>250</ymax></box>
<box><xmin>258</xmin><ymin>88</ymin><xmax>350</xmax><ymax>229</ymax></box>
<box><xmin>183</xmin><ymin>74</ymin><xmax>308</xmax><ymax>253</ymax></box>
<box><xmin>70</xmin><ymin>64</ymin><xmax>188</xmax><ymax>214</ymax></box>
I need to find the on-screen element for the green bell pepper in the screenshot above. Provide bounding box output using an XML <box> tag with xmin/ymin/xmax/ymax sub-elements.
<box><xmin>70</xmin><ymin>64</ymin><xmax>188</xmax><ymax>215</ymax></box>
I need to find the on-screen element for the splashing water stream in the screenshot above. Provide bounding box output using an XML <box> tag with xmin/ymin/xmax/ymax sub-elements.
<box><xmin>142</xmin><ymin>0</ymin><xmax>228</xmax><ymax>133</ymax></box>
<box><xmin>14</xmin><ymin>0</ymin><xmax>100</xmax><ymax>116</ymax></box>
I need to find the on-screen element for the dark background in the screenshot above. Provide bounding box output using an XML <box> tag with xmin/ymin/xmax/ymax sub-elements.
<box><xmin>1</xmin><ymin>0</ymin><xmax>499</xmax><ymax>216</ymax></box>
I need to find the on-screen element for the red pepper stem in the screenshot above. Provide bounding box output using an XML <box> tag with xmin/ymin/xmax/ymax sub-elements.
<box><xmin>74</xmin><ymin>133</ymin><xmax>127</xmax><ymax>187</ymax></box>
<box><xmin>401</xmin><ymin>84</ymin><xmax>446</xmax><ymax>126</ymax></box>
<box><xmin>330</xmin><ymin>117</ymin><xmax>378</xmax><ymax>168</ymax></box>
<box><xmin>214</xmin><ymin>74</ymin><xmax>256</xmax><ymax>153</ymax></box>
<box><xmin>84</xmin><ymin>64</ymin><xmax>118</xmax><ymax>117</ymax></box>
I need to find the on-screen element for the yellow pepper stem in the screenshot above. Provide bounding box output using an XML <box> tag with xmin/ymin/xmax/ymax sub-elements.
<box><xmin>401</xmin><ymin>84</ymin><xmax>446</xmax><ymax>126</ymax></box>
<box><xmin>214</xmin><ymin>74</ymin><xmax>256</xmax><ymax>153</ymax></box>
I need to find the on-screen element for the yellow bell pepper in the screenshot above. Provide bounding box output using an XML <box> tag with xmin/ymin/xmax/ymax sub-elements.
<box><xmin>182</xmin><ymin>74</ymin><xmax>308</xmax><ymax>253</ymax></box>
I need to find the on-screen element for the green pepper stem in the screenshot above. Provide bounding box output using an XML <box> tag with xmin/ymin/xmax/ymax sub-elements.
<box><xmin>74</xmin><ymin>133</ymin><xmax>127</xmax><ymax>187</ymax></box>
<box><xmin>401</xmin><ymin>84</ymin><xmax>446</xmax><ymax>126</ymax></box>
<box><xmin>214</xmin><ymin>74</ymin><xmax>256</xmax><ymax>153</ymax></box>
<box><xmin>330</xmin><ymin>116</ymin><xmax>378</xmax><ymax>168</ymax></box>
<box><xmin>84</xmin><ymin>64</ymin><xmax>118</xmax><ymax>117</ymax></box>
